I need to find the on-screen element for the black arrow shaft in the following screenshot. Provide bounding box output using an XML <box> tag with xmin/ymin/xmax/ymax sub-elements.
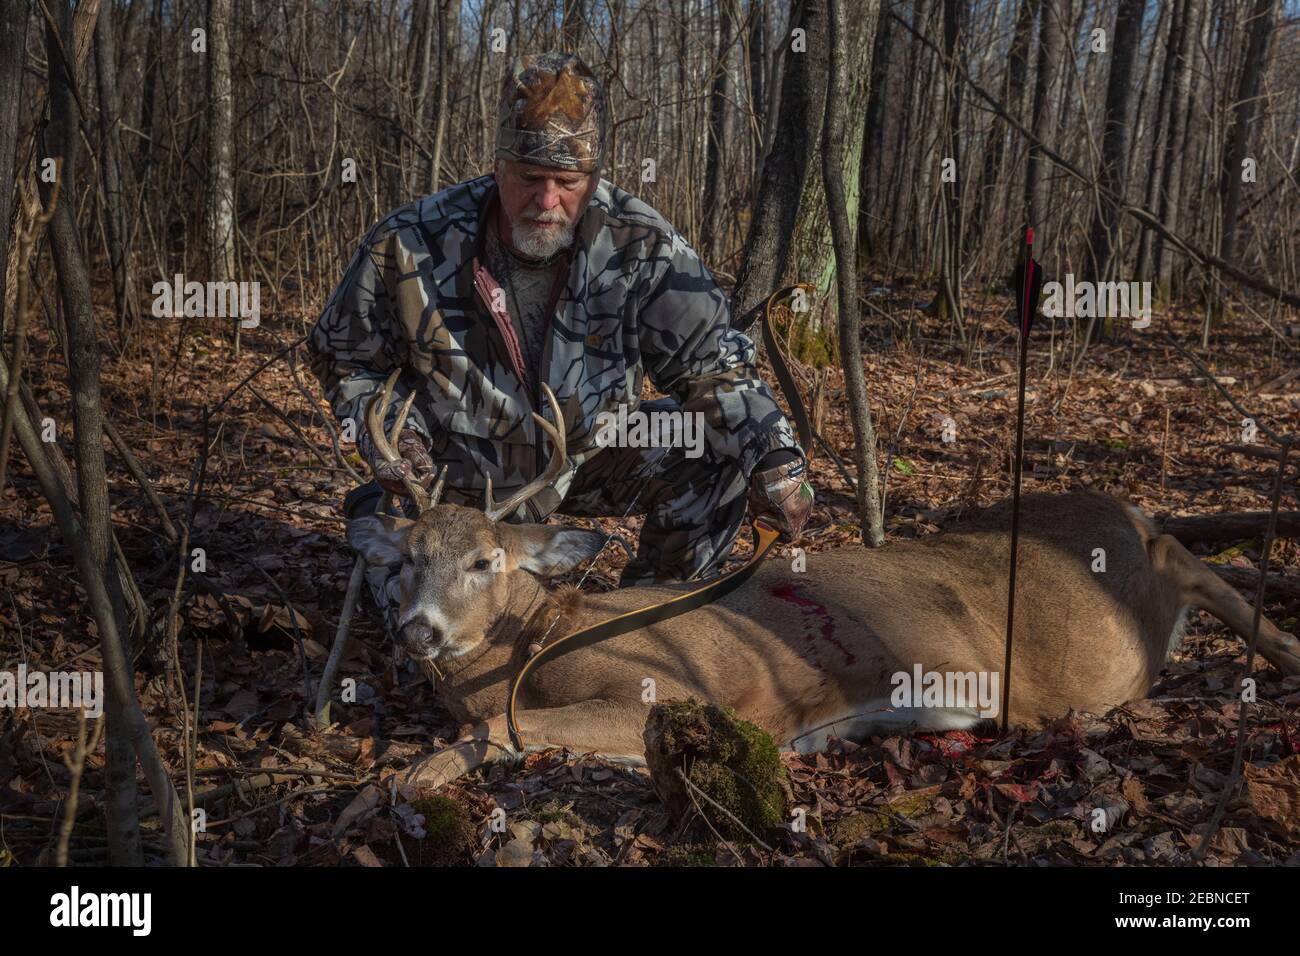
<box><xmin>1001</xmin><ymin>237</ymin><xmax>1035</xmax><ymax>733</ymax></box>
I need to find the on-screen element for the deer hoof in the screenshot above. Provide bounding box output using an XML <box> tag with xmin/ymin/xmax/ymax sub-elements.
<box><xmin>1261</xmin><ymin>631</ymin><xmax>1300</xmax><ymax>677</ymax></box>
<box><xmin>402</xmin><ymin>748</ymin><xmax>470</xmax><ymax>792</ymax></box>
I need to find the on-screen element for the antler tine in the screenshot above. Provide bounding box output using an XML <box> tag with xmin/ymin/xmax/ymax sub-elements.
<box><xmin>484</xmin><ymin>384</ymin><xmax>568</xmax><ymax>522</ymax></box>
<box><xmin>427</xmin><ymin>465</ymin><xmax>447</xmax><ymax>508</ymax></box>
<box><xmin>362</xmin><ymin>369</ymin><xmax>430</xmax><ymax>513</ymax></box>
<box><xmin>390</xmin><ymin>390</ymin><xmax>417</xmax><ymax>444</ymax></box>
<box><xmin>363</xmin><ymin>370</ymin><xmax>402</xmax><ymax>463</ymax></box>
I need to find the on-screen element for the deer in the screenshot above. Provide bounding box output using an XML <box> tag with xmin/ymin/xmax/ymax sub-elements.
<box><xmin>346</xmin><ymin>377</ymin><xmax>1300</xmax><ymax>791</ymax></box>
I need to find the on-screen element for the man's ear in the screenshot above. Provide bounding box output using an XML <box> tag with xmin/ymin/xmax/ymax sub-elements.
<box><xmin>508</xmin><ymin>524</ymin><xmax>605</xmax><ymax>577</ymax></box>
<box><xmin>347</xmin><ymin>515</ymin><xmax>414</xmax><ymax>566</ymax></box>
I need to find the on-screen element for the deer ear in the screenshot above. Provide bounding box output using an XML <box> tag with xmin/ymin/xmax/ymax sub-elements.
<box><xmin>511</xmin><ymin>525</ymin><xmax>605</xmax><ymax>577</ymax></box>
<box><xmin>347</xmin><ymin>515</ymin><xmax>414</xmax><ymax>566</ymax></box>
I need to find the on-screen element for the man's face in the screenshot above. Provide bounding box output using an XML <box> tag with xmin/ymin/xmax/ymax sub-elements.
<box><xmin>495</xmin><ymin>161</ymin><xmax>597</xmax><ymax>259</ymax></box>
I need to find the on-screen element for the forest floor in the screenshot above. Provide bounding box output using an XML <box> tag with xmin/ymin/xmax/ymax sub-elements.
<box><xmin>2</xmin><ymin>279</ymin><xmax>1299</xmax><ymax>866</ymax></box>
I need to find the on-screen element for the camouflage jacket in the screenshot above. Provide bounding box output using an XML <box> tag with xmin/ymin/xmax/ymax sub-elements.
<box><xmin>308</xmin><ymin>173</ymin><xmax>802</xmax><ymax>521</ymax></box>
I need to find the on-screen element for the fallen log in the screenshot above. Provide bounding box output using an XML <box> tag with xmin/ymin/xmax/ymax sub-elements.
<box><xmin>1254</xmin><ymin>368</ymin><xmax>1300</xmax><ymax>394</ymax></box>
<box><xmin>1160</xmin><ymin>511</ymin><xmax>1300</xmax><ymax>544</ymax></box>
<box><xmin>1210</xmin><ymin>566</ymin><xmax>1300</xmax><ymax>602</ymax></box>
<box><xmin>1221</xmin><ymin>444</ymin><xmax>1300</xmax><ymax>468</ymax></box>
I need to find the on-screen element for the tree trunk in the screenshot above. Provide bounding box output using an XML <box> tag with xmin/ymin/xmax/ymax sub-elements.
<box><xmin>429</xmin><ymin>0</ymin><xmax>451</xmax><ymax>192</ymax></box>
<box><xmin>1084</xmin><ymin>0</ymin><xmax>1147</xmax><ymax>284</ymax></box>
<box><xmin>701</xmin><ymin>0</ymin><xmax>737</xmax><ymax>262</ymax></box>
<box><xmin>731</xmin><ymin>0</ymin><xmax>830</xmax><ymax>330</ymax></box>
<box><xmin>40</xmin><ymin>0</ymin><xmax>148</xmax><ymax>867</ymax></box>
<box><xmin>410</xmin><ymin>0</ymin><xmax>435</xmax><ymax>123</ymax></box>
<box><xmin>824</xmin><ymin>0</ymin><xmax>884</xmax><ymax>546</ymax></box>
<box><xmin>94</xmin><ymin>4</ymin><xmax>137</xmax><ymax>334</ymax></box>
<box><xmin>134</xmin><ymin>0</ymin><xmax>162</xmax><ymax>179</ymax></box>
<box><xmin>0</xmin><ymin>0</ymin><xmax>29</xmax><ymax>337</ymax></box>
<box><xmin>562</xmin><ymin>0</ymin><xmax>583</xmax><ymax>50</ymax></box>
<box><xmin>758</xmin><ymin>0</ymin><xmax>785</xmax><ymax>181</ymax></box>
<box><xmin>206</xmin><ymin>0</ymin><xmax>235</xmax><ymax>282</ymax></box>
<box><xmin>886</xmin><ymin>0</ymin><xmax>931</xmax><ymax>266</ymax></box>
<box><xmin>1136</xmin><ymin>0</ymin><xmax>1186</xmax><ymax>280</ymax></box>
<box><xmin>1218</xmin><ymin>0</ymin><xmax>1276</xmax><ymax>270</ymax></box>
<box><xmin>965</xmin><ymin>0</ymin><xmax>1032</xmax><ymax>258</ymax></box>
<box><xmin>935</xmin><ymin>0</ymin><xmax>964</xmax><ymax>331</ymax></box>
<box><xmin>1157</xmin><ymin>0</ymin><xmax>1205</xmax><ymax>293</ymax></box>
<box><xmin>857</xmin><ymin>0</ymin><xmax>893</xmax><ymax>259</ymax></box>
<box><xmin>786</xmin><ymin>0</ymin><xmax>878</xmax><ymax>327</ymax></box>
<box><xmin>1025</xmin><ymin>0</ymin><xmax>1062</xmax><ymax>237</ymax></box>
<box><xmin>747</xmin><ymin>0</ymin><xmax>767</xmax><ymax>185</ymax></box>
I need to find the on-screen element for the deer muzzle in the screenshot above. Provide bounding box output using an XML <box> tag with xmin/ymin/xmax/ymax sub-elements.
<box><xmin>396</xmin><ymin>611</ymin><xmax>447</xmax><ymax>659</ymax></box>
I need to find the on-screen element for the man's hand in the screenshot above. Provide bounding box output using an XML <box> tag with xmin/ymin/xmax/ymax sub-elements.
<box><xmin>362</xmin><ymin>427</ymin><xmax>436</xmax><ymax>497</ymax></box>
<box><xmin>748</xmin><ymin>449</ymin><xmax>814</xmax><ymax>541</ymax></box>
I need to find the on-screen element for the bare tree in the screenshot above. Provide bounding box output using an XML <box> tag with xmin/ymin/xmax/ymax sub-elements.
<box><xmin>1084</xmin><ymin>0</ymin><xmax>1147</xmax><ymax>285</ymax></box>
<box><xmin>935</xmin><ymin>0</ymin><xmax>965</xmax><ymax>331</ymax></box>
<box><xmin>1135</xmin><ymin>0</ymin><xmax>1189</xmax><ymax>281</ymax></box>
<box><xmin>1025</xmin><ymin>0</ymin><xmax>1062</xmax><ymax>238</ymax></box>
<box><xmin>701</xmin><ymin>0</ymin><xmax>738</xmax><ymax>261</ymax></box>
<box><xmin>94</xmin><ymin>4</ymin><xmax>137</xmax><ymax>334</ymax></box>
<box><xmin>1218</xmin><ymin>0</ymin><xmax>1277</xmax><ymax>272</ymax></box>
<box><xmin>731</xmin><ymin>0</ymin><xmax>830</xmax><ymax>331</ymax></box>
<box><xmin>1154</xmin><ymin>0</ymin><xmax>1204</xmax><ymax>294</ymax></box>
<box><xmin>39</xmin><ymin>0</ymin><xmax>188</xmax><ymax>866</ymax></box>
<box><xmin>0</xmin><ymin>0</ymin><xmax>29</xmax><ymax>337</ymax></box>
<box><xmin>429</xmin><ymin>0</ymin><xmax>452</xmax><ymax>192</ymax></box>
<box><xmin>856</xmin><ymin>0</ymin><xmax>894</xmax><ymax>259</ymax></box>
<box><xmin>964</xmin><ymin>0</ymin><xmax>1034</xmax><ymax>258</ymax></box>
<box><xmin>785</xmin><ymin>1</ymin><xmax>876</xmax><ymax>320</ymax></box>
<box><xmin>206</xmin><ymin>0</ymin><xmax>236</xmax><ymax>283</ymax></box>
<box><xmin>824</xmin><ymin>0</ymin><xmax>885</xmax><ymax>546</ymax></box>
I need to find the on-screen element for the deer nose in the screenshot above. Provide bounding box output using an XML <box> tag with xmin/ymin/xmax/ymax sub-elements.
<box><xmin>398</xmin><ymin>615</ymin><xmax>443</xmax><ymax>652</ymax></box>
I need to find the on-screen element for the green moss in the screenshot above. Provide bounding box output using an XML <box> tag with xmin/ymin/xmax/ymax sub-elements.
<box><xmin>776</xmin><ymin>313</ymin><xmax>838</xmax><ymax>368</ymax></box>
<box><xmin>532</xmin><ymin>800</ymin><xmax>583</xmax><ymax>827</ymax></box>
<box><xmin>407</xmin><ymin>794</ymin><xmax>475</xmax><ymax>866</ymax></box>
<box><xmin>656</xmin><ymin>843</ymin><xmax>717</xmax><ymax>867</ymax></box>
<box><xmin>646</xmin><ymin>699</ymin><xmax>792</xmax><ymax>845</ymax></box>
<box><xmin>832</xmin><ymin>810</ymin><xmax>890</xmax><ymax>844</ymax></box>
<box><xmin>884</xmin><ymin>851</ymin><xmax>951</xmax><ymax>867</ymax></box>
<box><xmin>832</xmin><ymin>790</ymin><xmax>938</xmax><ymax>845</ymax></box>
<box><xmin>1206</xmin><ymin>542</ymin><xmax>1255</xmax><ymax>565</ymax></box>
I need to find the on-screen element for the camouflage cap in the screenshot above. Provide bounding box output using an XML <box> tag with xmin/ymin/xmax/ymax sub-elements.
<box><xmin>495</xmin><ymin>53</ymin><xmax>606</xmax><ymax>173</ymax></box>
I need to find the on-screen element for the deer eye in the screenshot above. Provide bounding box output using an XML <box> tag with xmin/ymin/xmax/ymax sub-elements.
<box><xmin>471</xmin><ymin>558</ymin><xmax>491</xmax><ymax>572</ymax></box>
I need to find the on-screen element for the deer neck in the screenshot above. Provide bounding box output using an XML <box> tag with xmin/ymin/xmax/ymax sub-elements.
<box><xmin>430</xmin><ymin>573</ymin><xmax>583</xmax><ymax>722</ymax></box>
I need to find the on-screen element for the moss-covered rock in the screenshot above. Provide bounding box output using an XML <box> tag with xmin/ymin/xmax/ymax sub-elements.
<box><xmin>643</xmin><ymin>698</ymin><xmax>792</xmax><ymax>845</ymax></box>
<box><xmin>406</xmin><ymin>794</ymin><xmax>475</xmax><ymax>866</ymax></box>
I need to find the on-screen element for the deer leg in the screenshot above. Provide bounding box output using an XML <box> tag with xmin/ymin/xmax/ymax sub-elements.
<box><xmin>402</xmin><ymin>700</ymin><xmax>649</xmax><ymax>791</ymax></box>
<box><xmin>1151</xmin><ymin>534</ymin><xmax>1300</xmax><ymax>676</ymax></box>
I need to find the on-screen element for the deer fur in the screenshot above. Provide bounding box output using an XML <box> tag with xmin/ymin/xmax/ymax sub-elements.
<box><xmin>347</xmin><ymin>488</ymin><xmax>1300</xmax><ymax>792</ymax></box>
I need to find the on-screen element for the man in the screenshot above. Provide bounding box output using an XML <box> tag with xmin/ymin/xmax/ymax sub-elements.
<box><xmin>309</xmin><ymin>52</ymin><xmax>813</xmax><ymax>634</ymax></box>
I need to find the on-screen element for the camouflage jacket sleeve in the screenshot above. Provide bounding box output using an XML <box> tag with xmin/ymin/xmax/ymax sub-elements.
<box><xmin>307</xmin><ymin>228</ymin><xmax>433</xmax><ymax>449</ymax></box>
<box><xmin>636</xmin><ymin>231</ymin><xmax>803</xmax><ymax>477</ymax></box>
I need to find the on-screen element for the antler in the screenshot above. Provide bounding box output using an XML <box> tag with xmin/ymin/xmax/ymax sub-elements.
<box><xmin>484</xmin><ymin>384</ymin><xmax>567</xmax><ymax>522</ymax></box>
<box><xmin>364</xmin><ymin>370</ymin><xmax>446</xmax><ymax>512</ymax></box>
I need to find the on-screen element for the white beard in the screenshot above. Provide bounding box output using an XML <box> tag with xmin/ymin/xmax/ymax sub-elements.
<box><xmin>511</xmin><ymin>218</ymin><xmax>575</xmax><ymax>260</ymax></box>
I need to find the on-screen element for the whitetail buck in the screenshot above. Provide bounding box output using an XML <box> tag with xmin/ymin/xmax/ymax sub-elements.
<box><xmin>349</xmin><ymin>377</ymin><xmax>1300</xmax><ymax>791</ymax></box>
